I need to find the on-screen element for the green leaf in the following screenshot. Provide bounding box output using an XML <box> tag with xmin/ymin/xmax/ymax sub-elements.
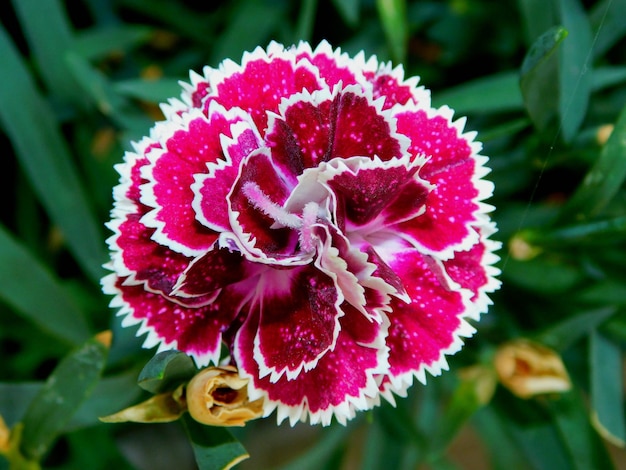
<box><xmin>557</xmin><ymin>0</ymin><xmax>593</xmax><ymax>143</ymax></box>
<box><xmin>0</xmin><ymin>383</ymin><xmax>41</xmax><ymax>429</ymax></box>
<box><xmin>114</xmin><ymin>78</ymin><xmax>184</xmax><ymax>104</ymax></box>
<box><xmin>11</xmin><ymin>0</ymin><xmax>79</xmax><ymax>103</ymax></box>
<box><xmin>0</xmin><ymin>26</ymin><xmax>106</xmax><ymax>282</ymax></box>
<box><xmin>0</xmin><ymin>224</ymin><xmax>91</xmax><ymax>345</ymax></box>
<box><xmin>592</xmin><ymin>66</ymin><xmax>626</xmax><ymax>92</ymax></box>
<box><xmin>547</xmin><ymin>391</ymin><xmax>615</xmax><ymax>470</ymax></box>
<box><xmin>520</xmin><ymin>26</ymin><xmax>568</xmax><ymax>133</ymax></box>
<box><xmin>521</xmin><ymin>215</ymin><xmax>626</xmax><ymax>247</ymax></box>
<box><xmin>376</xmin><ymin>0</ymin><xmax>407</xmax><ymax>64</ymax></box>
<box><xmin>332</xmin><ymin>0</ymin><xmax>360</xmax><ymax>26</ymax></box>
<box><xmin>73</xmin><ymin>25</ymin><xmax>153</xmax><ymax>60</ymax></box>
<box><xmin>429</xmin><ymin>367</ymin><xmax>497</xmax><ymax>458</ymax></box>
<box><xmin>20</xmin><ymin>337</ymin><xmax>108</xmax><ymax>462</ymax></box>
<box><xmin>432</xmin><ymin>71</ymin><xmax>523</xmax><ymax>115</ymax></box>
<box><xmin>295</xmin><ymin>0</ymin><xmax>318</xmax><ymax>42</ymax></box>
<box><xmin>138</xmin><ymin>351</ymin><xmax>197</xmax><ymax>394</ymax></box>
<box><xmin>276</xmin><ymin>425</ymin><xmax>353</xmax><ymax>470</ymax></box>
<box><xmin>558</xmin><ymin>103</ymin><xmax>626</xmax><ymax>223</ymax></box>
<box><xmin>534</xmin><ymin>307</ymin><xmax>616</xmax><ymax>352</ymax></box>
<box><xmin>502</xmin><ymin>256</ymin><xmax>583</xmax><ymax>294</ymax></box>
<box><xmin>67</xmin><ymin>369</ymin><xmax>144</xmax><ymax>430</ymax></box>
<box><xmin>181</xmin><ymin>414</ymin><xmax>249</xmax><ymax>470</ymax></box>
<box><xmin>517</xmin><ymin>0</ymin><xmax>556</xmax><ymax>46</ymax></box>
<box><xmin>590</xmin><ymin>0</ymin><xmax>626</xmax><ymax>58</ymax></box>
<box><xmin>590</xmin><ymin>331</ymin><xmax>626</xmax><ymax>447</ymax></box>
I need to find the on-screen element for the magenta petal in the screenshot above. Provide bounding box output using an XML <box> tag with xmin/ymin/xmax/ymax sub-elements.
<box><xmin>395</xmin><ymin>108</ymin><xmax>490</xmax><ymax>256</ymax></box>
<box><xmin>141</xmin><ymin>108</ymin><xmax>247</xmax><ymax>255</ymax></box>
<box><xmin>206</xmin><ymin>49</ymin><xmax>323</xmax><ymax>133</ymax></box>
<box><xmin>192</xmin><ymin>121</ymin><xmax>262</xmax><ymax>232</ymax></box>
<box><xmin>382</xmin><ymin>249</ymin><xmax>475</xmax><ymax>392</ymax></box>
<box><xmin>252</xmin><ymin>265</ymin><xmax>343</xmax><ymax>382</ymax></box>
<box><xmin>236</xmin><ymin>302</ymin><xmax>387</xmax><ymax>425</ymax></box>
<box><xmin>295</xmin><ymin>41</ymin><xmax>360</xmax><ymax>89</ymax></box>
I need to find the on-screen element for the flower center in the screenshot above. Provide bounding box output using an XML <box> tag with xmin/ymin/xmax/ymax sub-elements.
<box><xmin>242</xmin><ymin>181</ymin><xmax>321</xmax><ymax>253</ymax></box>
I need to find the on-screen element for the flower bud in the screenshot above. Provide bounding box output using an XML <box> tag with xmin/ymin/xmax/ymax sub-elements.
<box><xmin>494</xmin><ymin>339</ymin><xmax>571</xmax><ymax>399</ymax></box>
<box><xmin>186</xmin><ymin>366</ymin><xmax>263</xmax><ymax>427</ymax></box>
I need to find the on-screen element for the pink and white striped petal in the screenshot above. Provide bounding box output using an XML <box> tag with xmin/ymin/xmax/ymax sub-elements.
<box><xmin>380</xmin><ymin>248</ymin><xmax>476</xmax><ymax>397</ymax></box>
<box><xmin>395</xmin><ymin>106</ymin><xmax>494</xmax><ymax>258</ymax></box>
<box><xmin>140</xmin><ymin>106</ymin><xmax>249</xmax><ymax>256</ymax></box>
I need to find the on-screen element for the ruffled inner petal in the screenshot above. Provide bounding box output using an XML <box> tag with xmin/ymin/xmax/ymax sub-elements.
<box><xmin>266</xmin><ymin>88</ymin><xmax>406</xmax><ymax>183</ymax></box>
<box><xmin>228</xmin><ymin>150</ymin><xmax>301</xmax><ymax>261</ymax></box>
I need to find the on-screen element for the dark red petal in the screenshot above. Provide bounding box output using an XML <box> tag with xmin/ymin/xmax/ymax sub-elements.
<box><xmin>235</xmin><ymin>302</ymin><xmax>387</xmax><ymax>425</ymax></box>
<box><xmin>320</xmin><ymin>156</ymin><xmax>431</xmax><ymax>227</ymax></box>
<box><xmin>113</xmin><ymin>276</ymin><xmax>246</xmax><ymax>365</ymax></box>
<box><xmin>252</xmin><ymin>265</ymin><xmax>343</xmax><ymax>381</ymax></box>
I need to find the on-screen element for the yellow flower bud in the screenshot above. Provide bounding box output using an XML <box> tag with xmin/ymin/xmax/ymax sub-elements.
<box><xmin>494</xmin><ymin>339</ymin><xmax>571</xmax><ymax>399</ymax></box>
<box><xmin>186</xmin><ymin>366</ymin><xmax>264</xmax><ymax>427</ymax></box>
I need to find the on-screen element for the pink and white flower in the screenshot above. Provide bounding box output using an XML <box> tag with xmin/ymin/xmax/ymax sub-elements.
<box><xmin>103</xmin><ymin>41</ymin><xmax>501</xmax><ymax>426</ymax></box>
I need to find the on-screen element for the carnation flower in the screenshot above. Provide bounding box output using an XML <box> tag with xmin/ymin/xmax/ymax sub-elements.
<box><xmin>103</xmin><ymin>41</ymin><xmax>501</xmax><ymax>426</ymax></box>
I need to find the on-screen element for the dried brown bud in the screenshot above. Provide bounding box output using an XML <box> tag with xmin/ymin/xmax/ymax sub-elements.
<box><xmin>494</xmin><ymin>339</ymin><xmax>571</xmax><ymax>399</ymax></box>
<box><xmin>186</xmin><ymin>366</ymin><xmax>264</xmax><ymax>427</ymax></box>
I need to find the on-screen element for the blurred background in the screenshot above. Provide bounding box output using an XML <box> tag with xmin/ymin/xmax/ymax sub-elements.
<box><xmin>1</xmin><ymin>0</ymin><xmax>626</xmax><ymax>468</ymax></box>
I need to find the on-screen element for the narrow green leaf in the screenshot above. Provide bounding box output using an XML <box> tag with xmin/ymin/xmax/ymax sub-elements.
<box><xmin>502</xmin><ymin>257</ymin><xmax>583</xmax><ymax>294</ymax></box>
<box><xmin>558</xmin><ymin>103</ymin><xmax>626</xmax><ymax>223</ymax></box>
<box><xmin>11</xmin><ymin>0</ymin><xmax>78</xmax><ymax>102</ymax></box>
<box><xmin>557</xmin><ymin>0</ymin><xmax>593</xmax><ymax>142</ymax></box>
<box><xmin>331</xmin><ymin>0</ymin><xmax>360</xmax><ymax>26</ymax></box>
<box><xmin>181</xmin><ymin>414</ymin><xmax>249</xmax><ymax>470</ymax></box>
<box><xmin>67</xmin><ymin>369</ymin><xmax>143</xmax><ymax>430</ymax></box>
<box><xmin>534</xmin><ymin>307</ymin><xmax>616</xmax><ymax>352</ymax></box>
<box><xmin>521</xmin><ymin>215</ymin><xmax>626</xmax><ymax>247</ymax></box>
<box><xmin>0</xmin><ymin>224</ymin><xmax>90</xmax><ymax>345</ymax></box>
<box><xmin>295</xmin><ymin>0</ymin><xmax>318</xmax><ymax>42</ymax></box>
<box><xmin>590</xmin><ymin>331</ymin><xmax>626</xmax><ymax>447</ymax></box>
<box><xmin>520</xmin><ymin>26</ymin><xmax>568</xmax><ymax>133</ymax></box>
<box><xmin>0</xmin><ymin>26</ymin><xmax>106</xmax><ymax>282</ymax></box>
<box><xmin>547</xmin><ymin>391</ymin><xmax>615</xmax><ymax>470</ymax></box>
<box><xmin>432</xmin><ymin>71</ymin><xmax>523</xmax><ymax>115</ymax></box>
<box><xmin>430</xmin><ymin>367</ymin><xmax>497</xmax><ymax>458</ymax></box>
<box><xmin>73</xmin><ymin>25</ymin><xmax>153</xmax><ymax>60</ymax></box>
<box><xmin>114</xmin><ymin>78</ymin><xmax>184</xmax><ymax>104</ymax></box>
<box><xmin>592</xmin><ymin>66</ymin><xmax>626</xmax><ymax>92</ymax></box>
<box><xmin>137</xmin><ymin>351</ymin><xmax>197</xmax><ymax>394</ymax></box>
<box><xmin>20</xmin><ymin>337</ymin><xmax>108</xmax><ymax>462</ymax></box>
<box><xmin>590</xmin><ymin>0</ymin><xmax>626</xmax><ymax>58</ymax></box>
<box><xmin>376</xmin><ymin>0</ymin><xmax>407</xmax><ymax>64</ymax></box>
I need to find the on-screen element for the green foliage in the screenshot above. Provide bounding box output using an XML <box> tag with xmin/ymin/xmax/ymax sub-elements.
<box><xmin>1</xmin><ymin>0</ymin><xmax>625</xmax><ymax>468</ymax></box>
